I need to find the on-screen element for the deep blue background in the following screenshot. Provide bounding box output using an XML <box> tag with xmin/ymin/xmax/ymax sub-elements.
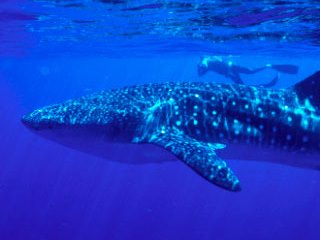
<box><xmin>0</xmin><ymin>56</ymin><xmax>320</xmax><ymax>240</ymax></box>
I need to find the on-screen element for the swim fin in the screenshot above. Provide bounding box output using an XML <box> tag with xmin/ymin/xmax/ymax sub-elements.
<box><xmin>268</xmin><ymin>64</ymin><xmax>299</xmax><ymax>74</ymax></box>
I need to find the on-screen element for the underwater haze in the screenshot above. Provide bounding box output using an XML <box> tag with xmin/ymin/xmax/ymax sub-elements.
<box><xmin>1</xmin><ymin>0</ymin><xmax>320</xmax><ymax>240</ymax></box>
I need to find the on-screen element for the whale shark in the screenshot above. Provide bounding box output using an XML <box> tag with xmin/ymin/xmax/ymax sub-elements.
<box><xmin>22</xmin><ymin>71</ymin><xmax>320</xmax><ymax>191</ymax></box>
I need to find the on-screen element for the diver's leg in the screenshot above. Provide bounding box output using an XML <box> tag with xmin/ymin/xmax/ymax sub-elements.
<box><xmin>260</xmin><ymin>73</ymin><xmax>279</xmax><ymax>87</ymax></box>
<box><xmin>233</xmin><ymin>65</ymin><xmax>267</xmax><ymax>74</ymax></box>
<box><xmin>229</xmin><ymin>73</ymin><xmax>244</xmax><ymax>84</ymax></box>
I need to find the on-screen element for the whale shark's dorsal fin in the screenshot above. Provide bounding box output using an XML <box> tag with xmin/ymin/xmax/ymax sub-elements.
<box><xmin>146</xmin><ymin>129</ymin><xmax>241</xmax><ymax>191</ymax></box>
<box><xmin>293</xmin><ymin>71</ymin><xmax>320</xmax><ymax>111</ymax></box>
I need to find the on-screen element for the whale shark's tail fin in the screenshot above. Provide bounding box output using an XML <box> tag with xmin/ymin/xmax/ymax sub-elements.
<box><xmin>293</xmin><ymin>71</ymin><xmax>320</xmax><ymax>111</ymax></box>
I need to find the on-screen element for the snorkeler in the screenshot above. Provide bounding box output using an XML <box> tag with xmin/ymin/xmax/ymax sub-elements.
<box><xmin>198</xmin><ymin>56</ymin><xmax>299</xmax><ymax>87</ymax></box>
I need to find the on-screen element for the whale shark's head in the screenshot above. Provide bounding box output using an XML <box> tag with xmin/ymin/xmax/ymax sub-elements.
<box><xmin>22</xmin><ymin>88</ymin><xmax>146</xmax><ymax>143</ymax></box>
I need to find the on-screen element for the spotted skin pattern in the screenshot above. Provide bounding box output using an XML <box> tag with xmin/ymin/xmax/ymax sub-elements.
<box><xmin>22</xmin><ymin>72</ymin><xmax>320</xmax><ymax>191</ymax></box>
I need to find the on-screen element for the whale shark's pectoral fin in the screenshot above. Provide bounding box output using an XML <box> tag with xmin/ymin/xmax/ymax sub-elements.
<box><xmin>147</xmin><ymin>131</ymin><xmax>241</xmax><ymax>191</ymax></box>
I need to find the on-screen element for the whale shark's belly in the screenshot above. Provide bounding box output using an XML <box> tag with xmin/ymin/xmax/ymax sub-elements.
<box><xmin>35</xmin><ymin>127</ymin><xmax>177</xmax><ymax>164</ymax></box>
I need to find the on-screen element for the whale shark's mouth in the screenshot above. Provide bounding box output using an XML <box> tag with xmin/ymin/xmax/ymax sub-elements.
<box><xmin>21</xmin><ymin>113</ymin><xmax>41</xmax><ymax>130</ymax></box>
<box><xmin>21</xmin><ymin>104</ymin><xmax>65</xmax><ymax>128</ymax></box>
<box><xmin>22</xmin><ymin>114</ymin><xmax>115</xmax><ymax>142</ymax></box>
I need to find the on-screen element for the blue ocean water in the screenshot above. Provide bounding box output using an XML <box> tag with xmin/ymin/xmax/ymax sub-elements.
<box><xmin>1</xmin><ymin>0</ymin><xmax>320</xmax><ymax>239</ymax></box>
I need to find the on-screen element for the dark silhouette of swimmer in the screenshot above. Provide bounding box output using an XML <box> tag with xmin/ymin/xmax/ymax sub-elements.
<box><xmin>198</xmin><ymin>56</ymin><xmax>299</xmax><ymax>87</ymax></box>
